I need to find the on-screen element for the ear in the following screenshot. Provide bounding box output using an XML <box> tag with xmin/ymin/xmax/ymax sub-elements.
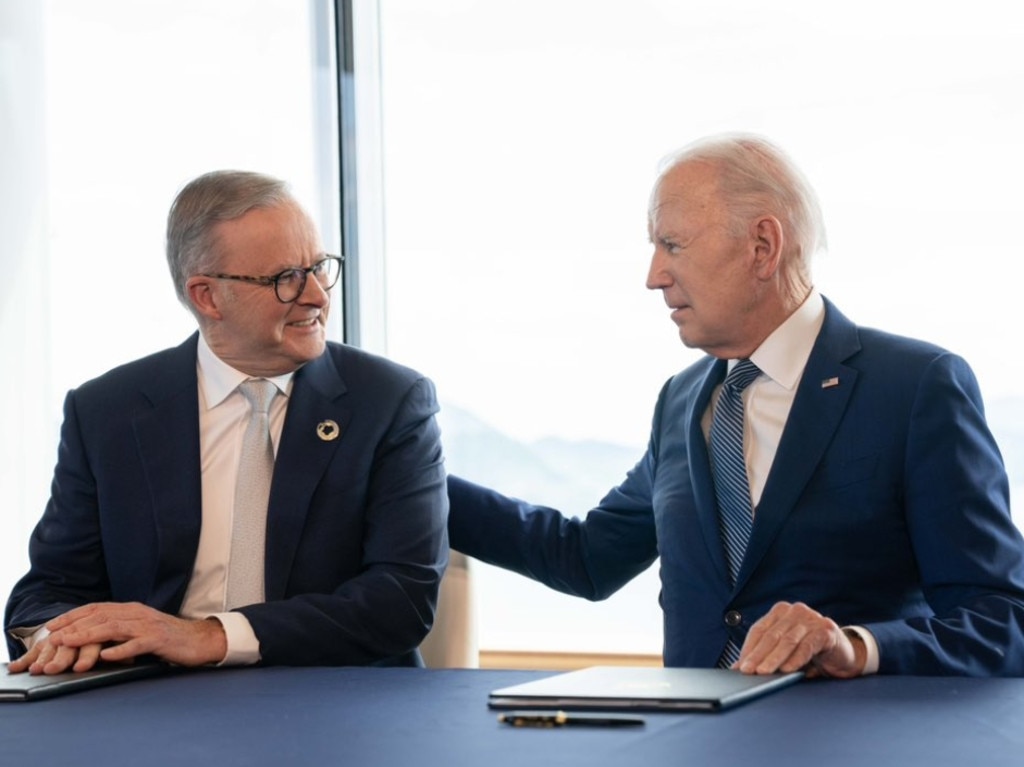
<box><xmin>186</xmin><ymin>276</ymin><xmax>224</xmax><ymax>321</ymax></box>
<box><xmin>750</xmin><ymin>215</ymin><xmax>784</xmax><ymax>280</ymax></box>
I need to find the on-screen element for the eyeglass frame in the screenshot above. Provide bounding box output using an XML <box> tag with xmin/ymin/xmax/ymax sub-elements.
<box><xmin>200</xmin><ymin>254</ymin><xmax>345</xmax><ymax>303</ymax></box>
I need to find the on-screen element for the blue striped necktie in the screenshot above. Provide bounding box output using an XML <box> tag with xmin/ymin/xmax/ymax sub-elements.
<box><xmin>709</xmin><ymin>359</ymin><xmax>761</xmax><ymax>667</ymax></box>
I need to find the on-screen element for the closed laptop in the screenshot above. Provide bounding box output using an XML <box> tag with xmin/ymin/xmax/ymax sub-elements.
<box><xmin>0</xmin><ymin>662</ymin><xmax>165</xmax><ymax>702</ymax></box>
<box><xmin>488</xmin><ymin>665</ymin><xmax>803</xmax><ymax>712</ymax></box>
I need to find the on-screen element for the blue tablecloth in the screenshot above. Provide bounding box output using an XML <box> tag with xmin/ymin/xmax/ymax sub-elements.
<box><xmin>3</xmin><ymin>667</ymin><xmax>1023</xmax><ymax>766</ymax></box>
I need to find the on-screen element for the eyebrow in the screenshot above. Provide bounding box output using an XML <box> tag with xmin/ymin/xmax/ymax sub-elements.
<box><xmin>269</xmin><ymin>253</ymin><xmax>330</xmax><ymax>273</ymax></box>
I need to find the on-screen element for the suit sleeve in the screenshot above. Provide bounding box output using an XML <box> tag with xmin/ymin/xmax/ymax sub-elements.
<box><xmin>867</xmin><ymin>353</ymin><xmax>1024</xmax><ymax>675</ymax></box>
<box><xmin>4</xmin><ymin>390</ymin><xmax>113</xmax><ymax>659</ymax></box>
<box><xmin>238</xmin><ymin>377</ymin><xmax>449</xmax><ymax>666</ymax></box>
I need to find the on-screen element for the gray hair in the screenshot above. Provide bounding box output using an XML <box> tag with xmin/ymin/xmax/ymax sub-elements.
<box><xmin>166</xmin><ymin>170</ymin><xmax>295</xmax><ymax>310</ymax></box>
<box><xmin>659</xmin><ymin>134</ymin><xmax>827</xmax><ymax>272</ymax></box>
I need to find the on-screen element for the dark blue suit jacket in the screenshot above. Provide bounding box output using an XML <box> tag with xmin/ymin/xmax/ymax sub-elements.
<box><xmin>449</xmin><ymin>299</ymin><xmax>1024</xmax><ymax>675</ymax></box>
<box><xmin>5</xmin><ymin>334</ymin><xmax>449</xmax><ymax>666</ymax></box>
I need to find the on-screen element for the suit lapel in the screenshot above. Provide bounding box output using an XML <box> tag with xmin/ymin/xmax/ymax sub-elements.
<box><xmin>734</xmin><ymin>299</ymin><xmax>861</xmax><ymax>591</ymax></box>
<box><xmin>132</xmin><ymin>334</ymin><xmax>203</xmax><ymax>611</ymax></box>
<box><xmin>264</xmin><ymin>349</ymin><xmax>349</xmax><ymax>600</ymax></box>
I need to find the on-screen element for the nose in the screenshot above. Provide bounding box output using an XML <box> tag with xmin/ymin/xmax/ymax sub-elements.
<box><xmin>646</xmin><ymin>246</ymin><xmax>671</xmax><ymax>291</ymax></box>
<box><xmin>296</xmin><ymin>270</ymin><xmax>330</xmax><ymax>307</ymax></box>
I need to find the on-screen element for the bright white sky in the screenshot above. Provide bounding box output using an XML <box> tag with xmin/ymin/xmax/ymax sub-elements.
<box><xmin>378</xmin><ymin>0</ymin><xmax>1024</xmax><ymax>448</ymax></box>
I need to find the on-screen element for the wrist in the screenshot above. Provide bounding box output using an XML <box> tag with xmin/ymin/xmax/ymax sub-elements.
<box><xmin>199</xmin><ymin>617</ymin><xmax>229</xmax><ymax>665</ymax></box>
<box><xmin>840</xmin><ymin>627</ymin><xmax>868</xmax><ymax>676</ymax></box>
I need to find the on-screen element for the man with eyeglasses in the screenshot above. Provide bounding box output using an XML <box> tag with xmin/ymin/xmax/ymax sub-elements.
<box><xmin>5</xmin><ymin>170</ymin><xmax>448</xmax><ymax>673</ymax></box>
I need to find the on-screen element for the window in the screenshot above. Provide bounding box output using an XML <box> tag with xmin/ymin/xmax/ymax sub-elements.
<box><xmin>373</xmin><ymin>0</ymin><xmax>1024</xmax><ymax>655</ymax></box>
<box><xmin>0</xmin><ymin>0</ymin><xmax>340</xmax><ymax>609</ymax></box>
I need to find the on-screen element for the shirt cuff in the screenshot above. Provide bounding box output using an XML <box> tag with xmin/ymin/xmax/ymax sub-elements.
<box><xmin>208</xmin><ymin>612</ymin><xmax>261</xmax><ymax>666</ymax></box>
<box><xmin>842</xmin><ymin>625</ymin><xmax>880</xmax><ymax>675</ymax></box>
<box><xmin>9</xmin><ymin>625</ymin><xmax>49</xmax><ymax>651</ymax></box>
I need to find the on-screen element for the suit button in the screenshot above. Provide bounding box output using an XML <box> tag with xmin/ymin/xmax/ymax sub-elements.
<box><xmin>724</xmin><ymin>610</ymin><xmax>742</xmax><ymax>627</ymax></box>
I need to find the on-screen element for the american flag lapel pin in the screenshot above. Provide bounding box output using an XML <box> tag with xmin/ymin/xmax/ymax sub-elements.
<box><xmin>821</xmin><ymin>376</ymin><xmax>840</xmax><ymax>389</ymax></box>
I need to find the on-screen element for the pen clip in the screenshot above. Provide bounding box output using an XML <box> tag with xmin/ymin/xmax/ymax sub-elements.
<box><xmin>498</xmin><ymin>712</ymin><xmax>565</xmax><ymax>728</ymax></box>
<box><xmin>497</xmin><ymin>711</ymin><xmax>644</xmax><ymax>728</ymax></box>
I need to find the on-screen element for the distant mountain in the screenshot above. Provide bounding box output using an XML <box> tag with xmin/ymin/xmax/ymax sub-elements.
<box><xmin>436</xmin><ymin>403</ymin><xmax>642</xmax><ymax>513</ymax></box>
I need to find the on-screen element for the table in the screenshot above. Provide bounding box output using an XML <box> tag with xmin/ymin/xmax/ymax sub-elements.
<box><xmin>3</xmin><ymin>667</ymin><xmax>1024</xmax><ymax>766</ymax></box>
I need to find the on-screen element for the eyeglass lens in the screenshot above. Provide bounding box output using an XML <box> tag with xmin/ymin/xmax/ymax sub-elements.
<box><xmin>275</xmin><ymin>258</ymin><xmax>341</xmax><ymax>302</ymax></box>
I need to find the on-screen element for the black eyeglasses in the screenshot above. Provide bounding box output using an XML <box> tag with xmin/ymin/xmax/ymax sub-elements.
<box><xmin>202</xmin><ymin>255</ymin><xmax>344</xmax><ymax>303</ymax></box>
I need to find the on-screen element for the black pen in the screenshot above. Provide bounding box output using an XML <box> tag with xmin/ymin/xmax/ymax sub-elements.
<box><xmin>498</xmin><ymin>711</ymin><xmax>645</xmax><ymax>728</ymax></box>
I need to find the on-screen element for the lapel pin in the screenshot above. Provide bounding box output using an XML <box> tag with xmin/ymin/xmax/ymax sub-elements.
<box><xmin>316</xmin><ymin>420</ymin><xmax>341</xmax><ymax>441</ymax></box>
<box><xmin>821</xmin><ymin>376</ymin><xmax>840</xmax><ymax>389</ymax></box>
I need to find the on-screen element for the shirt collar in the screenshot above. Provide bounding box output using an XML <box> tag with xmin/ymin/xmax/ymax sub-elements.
<box><xmin>746</xmin><ymin>290</ymin><xmax>825</xmax><ymax>391</ymax></box>
<box><xmin>196</xmin><ymin>333</ymin><xmax>295</xmax><ymax>410</ymax></box>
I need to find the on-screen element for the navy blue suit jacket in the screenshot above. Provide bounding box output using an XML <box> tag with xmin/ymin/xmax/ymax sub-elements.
<box><xmin>5</xmin><ymin>334</ymin><xmax>449</xmax><ymax>666</ymax></box>
<box><xmin>449</xmin><ymin>299</ymin><xmax>1024</xmax><ymax>675</ymax></box>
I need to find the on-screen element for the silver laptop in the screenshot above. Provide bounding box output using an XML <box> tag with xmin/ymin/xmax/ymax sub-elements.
<box><xmin>0</xmin><ymin>662</ymin><xmax>165</xmax><ymax>702</ymax></box>
<box><xmin>488</xmin><ymin>665</ymin><xmax>803</xmax><ymax>712</ymax></box>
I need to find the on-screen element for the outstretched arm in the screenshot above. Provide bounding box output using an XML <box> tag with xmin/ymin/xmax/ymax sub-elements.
<box><xmin>447</xmin><ymin>457</ymin><xmax>659</xmax><ymax>603</ymax></box>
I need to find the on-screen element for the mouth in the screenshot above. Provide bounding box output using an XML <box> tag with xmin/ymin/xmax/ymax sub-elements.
<box><xmin>287</xmin><ymin>315</ymin><xmax>323</xmax><ymax>329</ymax></box>
<box><xmin>669</xmin><ymin>305</ymin><xmax>691</xmax><ymax>323</ymax></box>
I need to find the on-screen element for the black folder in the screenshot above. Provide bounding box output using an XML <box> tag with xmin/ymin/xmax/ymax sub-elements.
<box><xmin>0</xmin><ymin>662</ymin><xmax>165</xmax><ymax>702</ymax></box>
<box><xmin>488</xmin><ymin>665</ymin><xmax>803</xmax><ymax>712</ymax></box>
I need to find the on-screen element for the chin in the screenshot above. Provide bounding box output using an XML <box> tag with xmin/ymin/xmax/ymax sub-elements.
<box><xmin>677</xmin><ymin>328</ymin><xmax>699</xmax><ymax>349</ymax></box>
<box><xmin>289</xmin><ymin>338</ymin><xmax>326</xmax><ymax>364</ymax></box>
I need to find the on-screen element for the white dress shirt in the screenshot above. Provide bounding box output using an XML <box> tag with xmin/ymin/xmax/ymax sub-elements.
<box><xmin>702</xmin><ymin>291</ymin><xmax>879</xmax><ymax>674</ymax></box>
<box><xmin>178</xmin><ymin>335</ymin><xmax>294</xmax><ymax>665</ymax></box>
<box><xmin>702</xmin><ymin>291</ymin><xmax>825</xmax><ymax>507</ymax></box>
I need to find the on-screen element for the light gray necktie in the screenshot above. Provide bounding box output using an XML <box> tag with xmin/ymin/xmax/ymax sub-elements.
<box><xmin>226</xmin><ymin>379</ymin><xmax>277</xmax><ymax>609</ymax></box>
